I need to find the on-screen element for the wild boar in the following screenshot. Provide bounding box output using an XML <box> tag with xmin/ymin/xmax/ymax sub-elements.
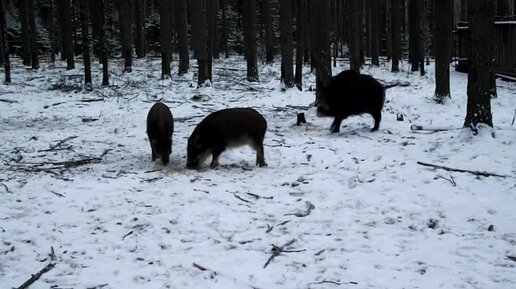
<box><xmin>186</xmin><ymin>108</ymin><xmax>267</xmax><ymax>169</ymax></box>
<box><xmin>147</xmin><ymin>102</ymin><xmax>174</xmax><ymax>165</ymax></box>
<box><xmin>316</xmin><ymin>69</ymin><xmax>405</xmax><ymax>132</ymax></box>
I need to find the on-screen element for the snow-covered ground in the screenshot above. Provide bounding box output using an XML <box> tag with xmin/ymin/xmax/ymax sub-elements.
<box><xmin>1</xmin><ymin>57</ymin><xmax>515</xmax><ymax>289</ymax></box>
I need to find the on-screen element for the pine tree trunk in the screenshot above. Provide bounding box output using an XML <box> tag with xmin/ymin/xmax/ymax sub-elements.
<box><xmin>99</xmin><ymin>0</ymin><xmax>108</xmax><ymax>86</ymax></box>
<box><xmin>48</xmin><ymin>0</ymin><xmax>57</xmax><ymax>64</ymax></box>
<box><xmin>79</xmin><ymin>0</ymin><xmax>91</xmax><ymax>89</ymax></box>
<box><xmin>176</xmin><ymin>0</ymin><xmax>189</xmax><ymax>74</ymax></box>
<box><xmin>0</xmin><ymin>0</ymin><xmax>10</xmax><ymax>84</ymax></box>
<box><xmin>295</xmin><ymin>0</ymin><xmax>305</xmax><ymax>90</ymax></box>
<box><xmin>242</xmin><ymin>0</ymin><xmax>259</xmax><ymax>81</ymax></box>
<box><xmin>19</xmin><ymin>0</ymin><xmax>31</xmax><ymax>65</ymax></box>
<box><xmin>391</xmin><ymin>0</ymin><xmax>401</xmax><ymax>72</ymax></box>
<box><xmin>220</xmin><ymin>0</ymin><xmax>229</xmax><ymax>58</ymax></box>
<box><xmin>370</xmin><ymin>0</ymin><xmax>380</xmax><ymax>65</ymax></box>
<box><xmin>119</xmin><ymin>0</ymin><xmax>132</xmax><ymax>73</ymax></box>
<box><xmin>409</xmin><ymin>0</ymin><xmax>422</xmax><ymax>72</ymax></box>
<box><xmin>433</xmin><ymin>0</ymin><xmax>453</xmax><ymax>102</ymax></box>
<box><xmin>279</xmin><ymin>0</ymin><xmax>294</xmax><ymax>87</ymax></box>
<box><xmin>312</xmin><ymin>0</ymin><xmax>331</xmax><ymax>102</ymax></box>
<box><xmin>349</xmin><ymin>0</ymin><xmax>361</xmax><ymax>72</ymax></box>
<box><xmin>27</xmin><ymin>0</ymin><xmax>39</xmax><ymax>69</ymax></box>
<box><xmin>262</xmin><ymin>0</ymin><xmax>274</xmax><ymax>64</ymax></box>
<box><xmin>59</xmin><ymin>0</ymin><xmax>75</xmax><ymax>69</ymax></box>
<box><xmin>134</xmin><ymin>0</ymin><xmax>146</xmax><ymax>58</ymax></box>
<box><xmin>191</xmin><ymin>0</ymin><xmax>209</xmax><ymax>86</ymax></box>
<box><xmin>464</xmin><ymin>0</ymin><xmax>494</xmax><ymax>131</ymax></box>
<box><xmin>207</xmin><ymin>0</ymin><xmax>218</xmax><ymax>79</ymax></box>
<box><xmin>160</xmin><ymin>0</ymin><xmax>172</xmax><ymax>79</ymax></box>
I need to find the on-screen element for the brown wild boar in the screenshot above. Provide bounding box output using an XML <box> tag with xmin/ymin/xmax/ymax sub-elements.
<box><xmin>186</xmin><ymin>108</ymin><xmax>267</xmax><ymax>169</ymax></box>
<box><xmin>147</xmin><ymin>102</ymin><xmax>174</xmax><ymax>165</ymax></box>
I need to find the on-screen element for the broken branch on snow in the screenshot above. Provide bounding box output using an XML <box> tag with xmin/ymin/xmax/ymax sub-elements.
<box><xmin>284</xmin><ymin>201</ymin><xmax>315</xmax><ymax>217</ymax></box>
<box><xmin>16</xmin><ymin>262</ymin><xmax>56</xmax><ymax>289</ymax></box>
<box><xmin>417</xmin><ymin>161</ymin><xmax>511</xmax><ymax>178</ymax></box>
<box><xmin>263</xmin><ymin>239</ymin><xmax>305</xmax><ymax>268</ymax></box>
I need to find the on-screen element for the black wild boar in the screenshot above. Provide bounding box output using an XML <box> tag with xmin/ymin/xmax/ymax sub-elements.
<box><xmin>316</xmin><ymin>70</ymin><xmax>405</xmax><ymax>132</ymax></box>
<box><xmin>186</xmin><ymin>108</ymin><xmax>267</xmax><ymax>169</ymax></box>
<box><xmin>147</xmin><ymin>102</ymin><xmax>174</xmax><ymax>165</ymax></box>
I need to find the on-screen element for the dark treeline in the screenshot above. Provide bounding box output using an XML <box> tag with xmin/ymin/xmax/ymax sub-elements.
<box><xmin>0</xmin><ymin>0</ymin><xmax>514</xmax><ymax>132</ymax></box>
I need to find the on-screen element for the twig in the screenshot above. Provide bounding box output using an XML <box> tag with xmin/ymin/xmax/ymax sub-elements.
<box><xmin>417</xmin><ymin>161</ymin><xmax>511</xmax><ymax>178</ymax></box>
<box><xmin>39</xmin><ymin>136</ymin><xmax>77</xmax><ymax>152</ymax></box>
<box><xmin>230</xmin><ymin>80</ymin><xmax>262</xmax><ymax>92</ymax></box>
<box><xmin>122</xmin><ymin>231</ymin><xmax>134</xmax><ymax>240</ymax></box>
<box><xmin>49</xmin><ymin>190</ymin><xmax>65</xmax><ymax>197</ymax></box>
<box><xmin>511</xmin><ymin>108</ymin><xmax>516</xmax><ymax>126</ymax></box>
<box><xmin>246</xmin><ymin>192</ymin><xmax>273</xmax><ymax>200</ymax></box>
<box><xmin>1</xmin><ymin>183</ymin><xmax>12</xmax><ymax>194</ymax></box>
<box><xmin>16</xmin><ymin>262</ymin><xmax>56</xmax><ymax>289</ymax></box>
<box><xmin>0</xmin><ymin>98</ymin><xmax>18</xmax><ymax>103</ymax></box>
<box><xmin>307</xmin><ymin>280</ymin><xmax>342</xmax><ymax>286</ymax></box>
<box><xmin>192</xmin><ymin>263</ymin><xmax>263</xmax><ymax>289</ymax></box>
<box><xmin>436</xmin><ymin>175</ymin><xmax>456</xmax><ymax>186</ymax></box>
<box><xmin>263</xmin><ymin>239</ymin><xmax>298</xmax><ymax>268</ymax></box>
<box><xmin>232</xmin><ymin>192</ymin><xmax>252</xmax><ymax>203</ymax></box>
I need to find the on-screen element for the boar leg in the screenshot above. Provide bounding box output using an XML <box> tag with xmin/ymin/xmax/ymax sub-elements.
<box><xmin>255</xmin><ymin>145</ymin><xmax>266</xmax><ymax>167</ymax></box>
<box><xmin>150</xmin><ymin>141</ymin><xmax>157</xmax><ymax>161</ymax></box>
<box><xmin>210</xmin><ymin>147</ymin><xmax>224</xmax><ymax>168</ymax></box>
<box><xmin>371</xmin><ymin>111</ymin><xmax>381</xmax><ymax>131</ymax></box>
<box><xmin>330</xmin><ymin>117</ymin><xmax>343</xmax><ymax>133</ymax></box>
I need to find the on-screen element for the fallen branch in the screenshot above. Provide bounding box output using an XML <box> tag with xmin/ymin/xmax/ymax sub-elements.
<box><xmin>230</xmin><ymin>80</ymin><xmax>262</xmax><ymax>92</ymax></box>
<box><xmin>192</xmin><ymin>263</ymin><xmax>263</xmax><ymax>289</ymax></box>
<box><xmin>246</xmin><ymin>192</ymin><xmax>273</xmax><ymax>200</ymax></box>
<box><xmin>263</xmin><ymin>239</ymin><xmax>304</xmax><ymax>268</ymax></box>
<box><xmin>38</xmin><ymin>136</ymin><xmax>77</xmax><ymax>152</ymax></box>
<box><xmin>417</xmin><ymin>161</ymin><xmax>511</xmax><ymax>178</ymax></box>
<box><xmin>16</xmin><ymin>262</ymin><xmax>56</xmax><ymax>289</ymax></box>
<box><xmin>436</xmin><ymin>175</ymin><xmax>456</xmax><ymax>186</ymax></box>
<box><xmin>284</xmin><ymin>201</ymin><xmax>315</xmax><ymax>217</ymax></box>
<box><xmin>1</xmin><ymin>183</ymin><xmax>12</xmax><ymax>194</ymax></box>
<box><xmin>0</xmin><ymin>98</ymin><xmax>18</xmax><ymax>103</ymax></box>
<box><xmin>411</xmin><ymin>125</ymin><xmax>457</xmax><ymax>132</ymax></box>
<box><xmin>232</xmin><ymin>192</ymin><xmax>252</xmax><ymax>203</ymax></box>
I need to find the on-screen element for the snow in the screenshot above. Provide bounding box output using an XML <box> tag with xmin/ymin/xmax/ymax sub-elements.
<box><xmin>1</xmin><ymin>57</ymin><xmax>515</xmax><ymax>289</ymax></box>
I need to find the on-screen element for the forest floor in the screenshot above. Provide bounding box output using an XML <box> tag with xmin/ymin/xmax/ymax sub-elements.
<box><xmin>1</xmin><ymin>56</ymin><xmax>515</xmax><ymax>289</ymax></box>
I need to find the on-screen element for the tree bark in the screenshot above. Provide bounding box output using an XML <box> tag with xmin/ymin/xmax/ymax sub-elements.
<box><xmin>242</xmin><ymin>0</ymin><xmax>259</xmax><ymax>81</ymax></box>
<box><xmin>160</xmin><ymin>0</ymin><xmax>172</xmax><ymax>79</ymax></box>
<box><xmin>99</xmin><ymin>0</ymin><xmax>108</xmax><ymax>86</ymax></box>
<box><xmin>119</xmin><ymin>0</ymin><xmax>133</xmax><ymax>73</ymax></box>
<box><xmin>295</xmin><ymin>0</ymin><xmax>305</xmax><ymax>90</ymax></box>
<box><xmin>59</xmin><ymin>0</ymin><xmax>75</xmax><ymax>69</ymax></box>
<box><xmin>312</xmin><ymin>0</ymin><xmax>331</xmax><ymax>102</ymax></box>
<box><xmin>176</xmin><ymin>0</ymin><xmax>189</xmax><ymax>74</ymax></box>
<box><xmin>79</xmin><ymin>0</ymin><xmax>91</xmax><ymax>89</ymax></box>
<box><xmin>207</xmin><ymin>0</ymin><xmax>218</xmax><ymax>79</ymax></box>
<box><xmin>134</xmin><ymin>0</ymin><xmax>146</xmax><ymax>58</ymax></box>
<box><xmin>191</xmin><ymin>0</ymin><xmax>209</xmax><ymax>86</ymax></box>
<box><xmin>19</xmin><ymin>0</ymin><xmax>31</xmax><ymax>65</ymax></box>
<box><xmin>262</xmin><ymin>0</ymin><xmax>274</xmax><ymax>64</ymax></box>
<box><xmin>27</xmin><ymin>0</ymin><xmax>39</xmax><ymax>69</ymax></box>
<box><xmin>370</xmin><ymin>0</ymin><xmax>380</xmax><ymax>66</ymax></box>
<box><xmin>279</xmin><ymin>0</ymin><xmax>294</xmax><ymax>87</ymax></box>
<box><xmin>433</xmin><ymin>0</ymin><xmax>453</xmax><ymax>103</ymax></box>
<box><xmin>348</xmin><ymin>0</ymin><xmax>361</xmax><ymax>72</ymax></box>
<box><xmin>220</xmin><ymin>0</ymin><xmax>229</xmax><ymax>58</ymax></box>
<box><xmin>391</xmin><ymin>0</ymin><xmax>401</xmax><ymax>72</ymax></box>
<box><xmin>0</xmin><ymin>0</ymin><xmax>11</xmax><ymax>84</ymax></box>
<box><xmin>409</xmin><ymin>0</ymin><xmax>423</xmax><ymax>73</ymax></box>
<box><xmin>464</xmin><ymin>0</ymin><xmax>495</xmax><ymax>131</ymax></box>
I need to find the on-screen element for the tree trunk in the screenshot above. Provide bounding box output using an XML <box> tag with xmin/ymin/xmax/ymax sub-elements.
<box><xmin>119</xmin><ymin>0</ymin><xmax>132</xmax><ymax>73</ymax></box>
<box><xmin>464</xmin><ymin>0</ymin><xmax>495</xmax><ymax>131</ymax></box>
<box><xmin>207</xmin><ymin>0</ymin><xmax>218</xmax><ymax>79</ymax></box>
<box><xmin>295</xmin><ymin>0</ymin><xmax>305</xmax><ymax>90</ymax></box>
<box><xmin>48</xmin><ymin>0</ymin><xmax>57</xmax><ymax>64</ymax></box>
<box><xmin>160</xmin><ymin>0</ymin><xmax>172</xmax><ymax>79</ymax></box>
<box><xmin>409</xmin><ymin>0</ymin><xmax>423</xmax><ymax>72</ymax></box>
<box><xmin>348</xmin><ymin>0</ymin><xmax>361</xmax><ymax>72</ymax></box>
<box><xmin>79</xmin><ymin>0</ymin><xmax>91</xmax><ymax>89</ymax></box>
<box><xmin>134</xmin><ymin>0</ymin><xmax>146</xmax><ymax>58</ymax></box>
<box><xmin>191</xmin><ymin>0</ymin><xmax>209</xmax><ymax>86</ymax></box>
<box><xmin>27</xmin><ymin>0</ymin><xmax>39</xmax><ymax>69</ymax></box>
<box><xmin>312</xmin><ymin>0</ymin><xmax>331</xmax><ymax>102</ymax></box>
<box><xmin>279</xmin><ymin>0</ymin><xmax>294</xmax><ymax>87</ymax></box>
<box><xmin>242</xmin><ymin>0</ymin><xmax>259</xmax><ymax>81</ymax></box>
<box><xmin>176</xmin><ymin>0</ymin><xmax>189</xmax><ymax>74</ymax></box>
<box><xmin>433</xmin><ymin>0</ymin><xmax>453</xmax><ymax>103</ymax></box>
<box><xmin>19</xmin><ymin>0</ymin><xmax>31</xmax><ymax>66</ymax></box>
<box><xmin>370</xmin><ymin>0</ymin><xmax>380</xmax><ymax>65</ymax></box>
<box><xmin>59</xmin><ymin>0</ymin><xmax>75</xmax><ymax>69</ymax></box>
<box><xmin>391</xmin><ymin>0</ymin><xmax>401</xmax><ymax>72</ymax></box>
<box><xmin>262</xmin><ymin>0</ymin><xmax>274</xmax><ymax>63</ymax></box>
<box><xmin>99</xmin><ymin>0</ymin><xmax>108</xmax><ymax>86</ymax></box>
<box><xmin>220</xmin><ymin>0</ymin><xmax>229</xmax><ymax>58</ymax></box>
<box><xmin>0</xmin><ymin>0</ymin><xmax>10</xmax><ymax>84</ymax></box>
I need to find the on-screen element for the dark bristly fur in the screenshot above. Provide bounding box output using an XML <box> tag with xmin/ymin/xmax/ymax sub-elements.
<box><xmin>147</xmin><ymin>102</ymin><xmax>174</xmax><ymax>165</ymax></box>
<box><xmin>316</xmin><ymin>70</ymin><xmax>402</xmax><ymax>132</ymax></box>
<box><xmin>186</xmin><ymin>108</ymin><xmax>267</xmax><ymax>169</ymax></box>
